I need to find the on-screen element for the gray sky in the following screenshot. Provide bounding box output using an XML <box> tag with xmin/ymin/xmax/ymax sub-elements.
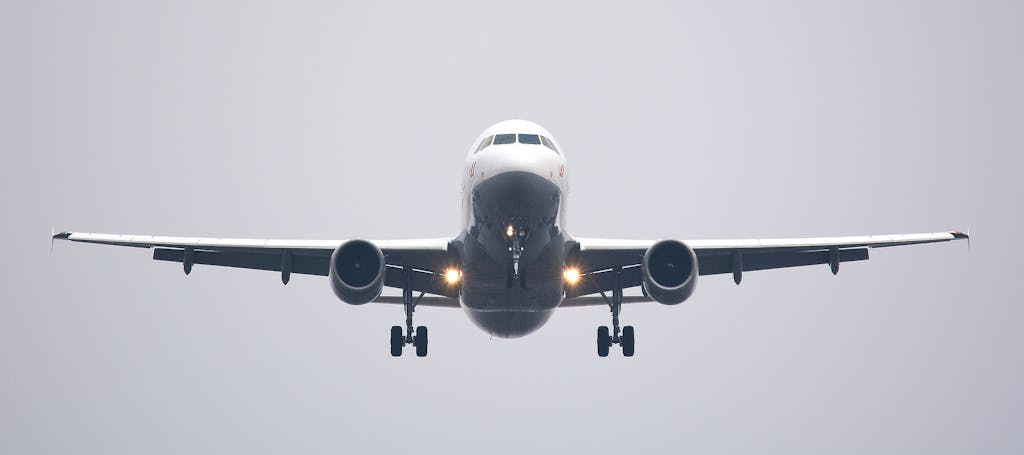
<box><xmin>2</xmin><ymin>1</ymin><xmax>1022</xmax><ymax>453</ymax></box>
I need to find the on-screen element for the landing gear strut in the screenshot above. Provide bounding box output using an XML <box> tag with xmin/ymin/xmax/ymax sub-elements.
<box><xmin>391</xmin><ymin>266</ymin><xmax>428</xmax><ymax>357</ymax></box>
<box><xmin>597</xmin><ymin>266</ymin><xmax>635</xmax><ymax>357</ymax></box>
<box><xmin>506</xmin><ymin>222</ymin><xmax>530</xmax><ymax>288</ymax></box>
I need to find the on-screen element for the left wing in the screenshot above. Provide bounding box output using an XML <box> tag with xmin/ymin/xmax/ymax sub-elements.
<box><xmin>567</xmin><ymin>231</ymin><xmax>969</xmax><ymax>299</ymax></box>
<box><xmin>52</xmin><ymin>231</ymin><xmax>459</xmax><ymax>298</ymax></box>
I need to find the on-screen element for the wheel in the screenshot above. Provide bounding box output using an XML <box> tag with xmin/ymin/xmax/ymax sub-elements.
<box><xmin>621</xmin><ymin>326</ymin><xmax>635</xmax><ymax>357</ymax></box>
<box><xmin>415</xmin><ymin>326</ymin><xmax>428</xmax><ymax>357</ymax></box>
<box><xmin>390</xmin><ymin>325</ymin><xmax>404</xmax><ymax>357</ymax></box>
<box><xmin>597</xmin><ymin>326</ymin><xmax>611</xmax><ymax>357</ymax></box>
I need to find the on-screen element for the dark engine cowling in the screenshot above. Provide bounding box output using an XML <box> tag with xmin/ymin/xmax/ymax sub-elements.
<box><xmin>642</xmin><ymin>240</ymin><xmax>699</xmax><ymax>305</ymax></box>
<box><xmin>329</xmin><ymin>239</ymin><xmax>385</xmax><ymax>305</ymax></box>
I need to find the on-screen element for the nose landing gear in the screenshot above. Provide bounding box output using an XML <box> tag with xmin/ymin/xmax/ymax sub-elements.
<box><xmin>390</xmin><ymin>266</ymin><xmax>428</xmax><ymax>357</ymax></box>
<box><xmin>505</xmin><ymin>222</ymin><xmax>530</xmax><ymax>288</ymax></box>
<box><xmin>596</xmin><ymin>266</ymin><xmax>635</xmax><ymax>357</ymax></box>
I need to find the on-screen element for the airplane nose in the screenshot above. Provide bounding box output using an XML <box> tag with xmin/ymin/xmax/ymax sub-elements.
<box><xmin>474</xmin><ymin>146</ymin><xmax>556</xmax><ymax>180</ymax></box>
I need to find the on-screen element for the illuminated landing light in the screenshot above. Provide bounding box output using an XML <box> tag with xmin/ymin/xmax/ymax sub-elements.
<box><xmin>563</xmin><ymin>268</ymin><xmax>581</xmax><ymax>285</ymax></box>
<box><xmin>506</xmin><ymin>225</ymin><xmax>515</xmax><ymax>237</ymax></box>
<box><xmin>445</xmin><ymin>268</ymin><xmax>462</xmax><ymax>284</ymax></box>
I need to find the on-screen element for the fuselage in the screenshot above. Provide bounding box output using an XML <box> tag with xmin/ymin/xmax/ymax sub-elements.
<box><xmin>457</xmin><ymin>120</ymin><xmax>570</xmax><ymax>338</ymax></box>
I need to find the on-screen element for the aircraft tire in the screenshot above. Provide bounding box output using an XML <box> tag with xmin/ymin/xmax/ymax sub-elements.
<box><xmin>390</xmin><ymin>325</ymin><xmax>404</xmax><ymax>357</ymax></box>
<box><xmin>415</xmin><ymin>326</ymin><xmax>428</xmax><ymax>357</ymax></box>
<box><xmin>621</xmin><ymin>326</ymin><xmax>635</xmax><ymax>357</ymax></box>
<box><xmin>597</xmin><ymin>326</ymin><xmax>610</xmax><ymax>357</ymax></box>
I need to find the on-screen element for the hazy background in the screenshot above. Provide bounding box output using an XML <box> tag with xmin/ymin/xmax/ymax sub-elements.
<box><xmin>2</xmin><ymin>1</ymin><xmax>1021</xmax><ymax>453</ymax></box>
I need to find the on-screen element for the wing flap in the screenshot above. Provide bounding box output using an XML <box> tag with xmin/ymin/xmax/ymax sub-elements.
<box><xmin>151</xmin><ymin>248</ymin><xmax>459</xmax><ymax>298</ymax></box>
<box><xmin>564</xmin><ymin>248</ymin><xmax>870</xmax><ymax>298</ymax></box>
<box><xmin>696</xmin><ymin>248</ymin><xmax>869</xmax><ymax>276</ymax></box>
<box><xmin>153</xmin><ymin>248</ymin><xmax>330</xmax><ymax>276</ymax></box>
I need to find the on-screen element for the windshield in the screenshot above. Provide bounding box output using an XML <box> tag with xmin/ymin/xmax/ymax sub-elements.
<box><xmin>493</xmin><ymin>134</ymin><xmax>516</xmax><ymax>145</ymax></box>
<box><xmin>518</xmin><ymin>134</ymin><xmax>541</xmax><ymax>145</ymax></box>
<box><xmin>487</xmin><ymin>133</ymin><xmax>555</xmax><ymax>150</ymax></box>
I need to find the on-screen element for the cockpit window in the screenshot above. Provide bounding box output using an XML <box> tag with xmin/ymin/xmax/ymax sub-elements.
<box><xmin>540</xmin><ymin>136</ymin><xmax>558</xmax><ymax>153</ymax></box>
<box><xmin>475</xmin><ymin>135</ymin><xmax>493</xmax><ymax>153</ymax></box>
<box><xmin>518</xmin><ymin>134</ymin><xmax>541</xmax><ymax>145</ymax></box>
<box><xmin>486</xmin><ymin>133</ymin><xmax>557</xmax><ymax>152</ymax></box>
<box><xmin>493</xmin><ymin>134</ymin><xmax>516</xmax><ymax>145</ymax></box>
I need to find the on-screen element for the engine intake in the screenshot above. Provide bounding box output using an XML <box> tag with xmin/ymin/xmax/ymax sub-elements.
<box><xmin>642</xmin><ymin>240</ymin><xmax>698</xmax><ymax>305</ymax></box>
<box><xmin>329</xmin><ymin>239</ymin><xmax>385</xmax><ymax>305</ymax></box>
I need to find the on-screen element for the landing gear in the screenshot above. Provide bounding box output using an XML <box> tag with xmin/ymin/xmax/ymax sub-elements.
<box><xmin>596</xmin><ymin>266</ymin><xmax>635</xmax><ymax>357</ymax></box>
<box><xmin>505</xmin><ymin>221</ymin><xmax>530</xmax><ymax>288</ymax></box>
<box><xmin>390</xmin><ymin>266</ymin><xmax>429</xmax><ymax>357</ymax></box>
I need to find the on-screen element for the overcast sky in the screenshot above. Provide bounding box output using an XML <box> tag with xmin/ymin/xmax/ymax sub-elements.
<box><xmin>2</xmin><ymin>1</ymin><xmax>1022</xmax><ymax>453</ymax></box>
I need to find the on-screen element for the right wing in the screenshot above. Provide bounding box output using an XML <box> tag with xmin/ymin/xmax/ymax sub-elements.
<box><xmin>567</xmin><ymin>231</ymin><xmax>969</xmax><ymax>299</ymax></box>
<box><xmin>53</xmin><ymin>231</ymin><xmax>459</xmax><ymax>298</ymax></box>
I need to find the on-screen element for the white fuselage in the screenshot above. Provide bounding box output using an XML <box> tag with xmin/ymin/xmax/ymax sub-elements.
<box><xmin>455</xmin><ymin>120</ymin><xmax>571</xmax><ymax>337</ymax></box>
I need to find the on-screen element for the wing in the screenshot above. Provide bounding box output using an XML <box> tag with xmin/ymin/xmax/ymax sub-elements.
<box><xmin>567</xmin><ymin>231</ymin><xmax>969</xmax><ymax>299</ymax></box>
<box><xmin>52</xmin><ymin>231</ymin><xmax>459</xmax><ymax>299</ymax></box>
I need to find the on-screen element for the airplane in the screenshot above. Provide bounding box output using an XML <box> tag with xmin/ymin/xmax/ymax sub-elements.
<box><xmin>52</xmin><ymin>119</ymin><xmax>969</xmax><ymax>357</ymax></box>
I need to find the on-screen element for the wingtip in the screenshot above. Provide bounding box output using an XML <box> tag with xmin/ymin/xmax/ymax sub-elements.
<box><xmin>952</xmin><ymin>229</ymin><xmax>971</xmax><ymax>252</ymax></box>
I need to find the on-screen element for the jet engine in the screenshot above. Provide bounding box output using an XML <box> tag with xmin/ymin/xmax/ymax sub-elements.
<box><xmin>329</xmin><ymin>239</ymin><xmax>386</xmax><ymax>305</ymax></box>
<box><xmin>641</xmin><ymin>240</ymin><xmax>699</xmax><ymax>305</ymax></box>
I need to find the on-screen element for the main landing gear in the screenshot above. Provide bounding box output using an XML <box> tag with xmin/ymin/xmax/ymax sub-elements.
<box><xmin>390</xmin><ymin>266</ymin><xmax>428</xmax><ymax>357</ymax></box>
<box><xmin>597</xmin><ymin>266</ymin><xmax>635</xmax><ymax>357</ymax></box>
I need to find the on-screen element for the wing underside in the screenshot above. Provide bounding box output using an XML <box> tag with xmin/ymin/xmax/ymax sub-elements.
<box><xmin>54</xmin><ymin>231</ymin><xmax>458</xmax><ymax>298</ymax></box>
<box><xmin>567</xmin><ymin>231</ymin><xmax>968</xmax><ymax>300</ymax></box>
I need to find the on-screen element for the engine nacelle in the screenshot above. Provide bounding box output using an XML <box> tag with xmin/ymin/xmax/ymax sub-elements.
<box><xmin>329</xmin><ymin>239</ymin><xmax>385</xmax><ymax>305</ymax></box>
<box><xmin>642</xmin><ymin>240</ymin><xmax>699</xmax><ymax>305</ymax></box>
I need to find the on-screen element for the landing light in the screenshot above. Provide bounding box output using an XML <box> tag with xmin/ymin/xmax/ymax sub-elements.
<box><xmin>445</xmin><ymin>268</ymin><xmax>462</xmax><ymax>284</ymax></box>
<box><xmin>506</xmin><ymin>225</ymin><xmax>515</xmax><ymax>238</ymax></box>
<box><xmin>563</xmin><ymin>268</ymin><xmax>581</xmax><ymax>285</ymax></box>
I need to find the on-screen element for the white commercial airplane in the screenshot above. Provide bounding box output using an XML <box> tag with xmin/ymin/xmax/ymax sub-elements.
<box><xmin>54</xmin><ymin>120</ymin><xmax>969</xmax><ymax>357</ymax></box>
